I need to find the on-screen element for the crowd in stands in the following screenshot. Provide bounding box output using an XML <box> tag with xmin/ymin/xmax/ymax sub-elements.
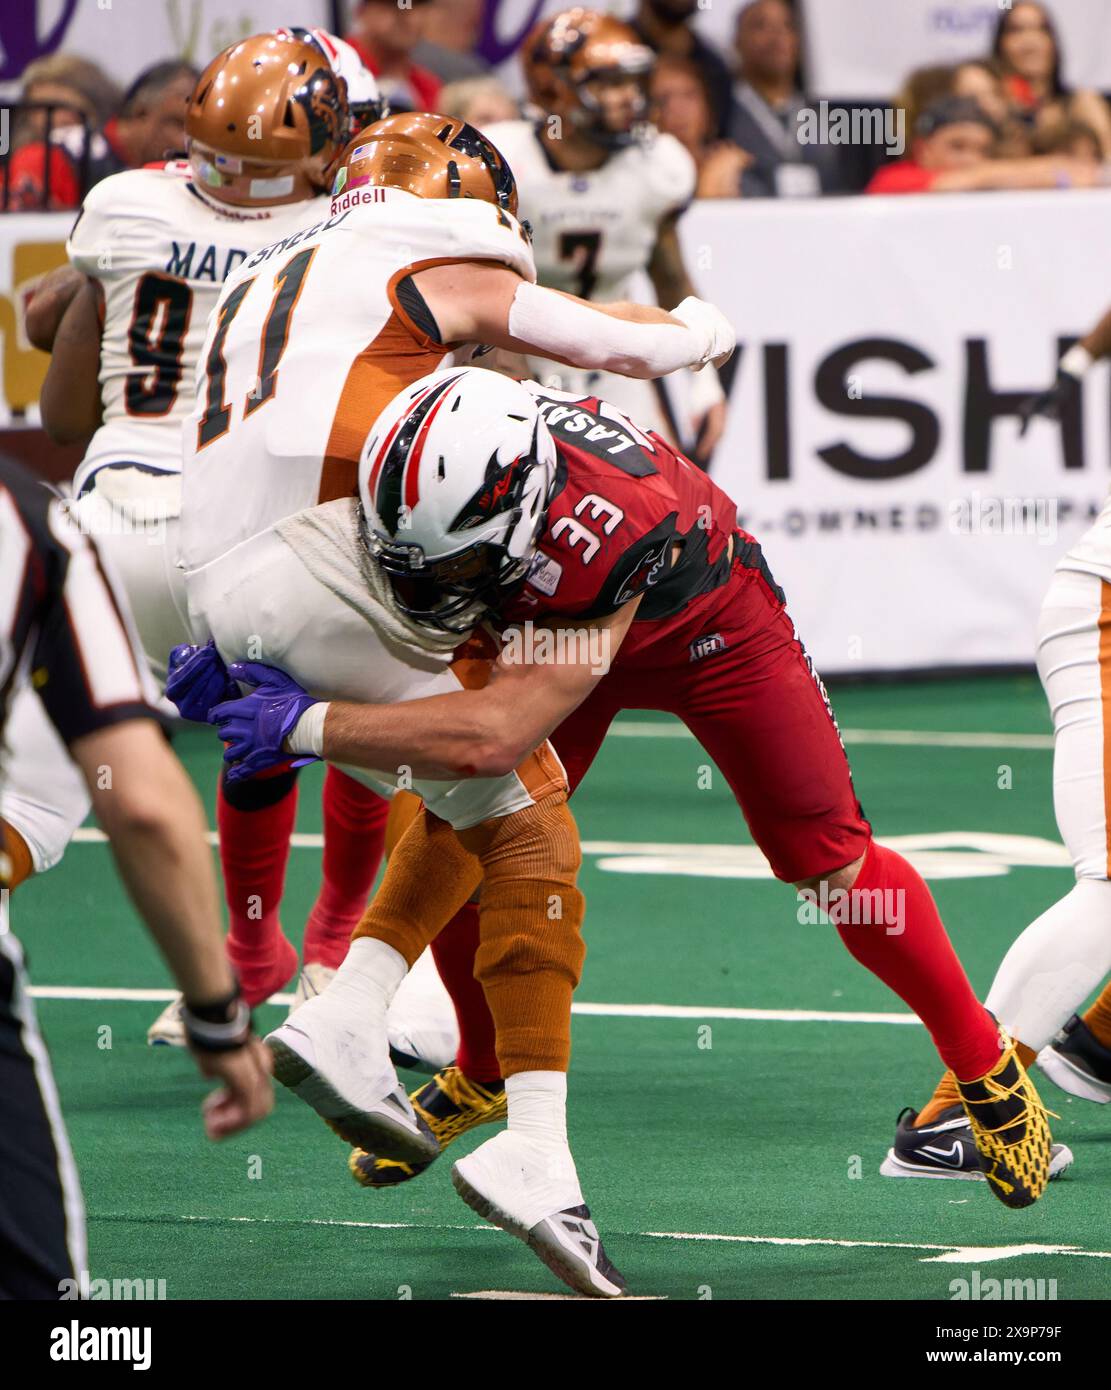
<box><xmin>3</xmin><ymin>0</ymin><xmax>1110</xmax><ymax>211</ymax></box>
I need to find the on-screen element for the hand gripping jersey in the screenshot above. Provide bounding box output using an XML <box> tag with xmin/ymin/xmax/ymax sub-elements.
<box><xmin>501</xmin><ymin>386</ymin><xmax>748</xmax><ymax>662</ymax></box>
<box><xmin>179</xmin><ymin>186</ymin><xmax>535</xmax><ymax>575</ymax></box>
<box><xmin>68</xmin><ymin>163</ymin><xmax>324</xmax><ymax>495</ymax></box>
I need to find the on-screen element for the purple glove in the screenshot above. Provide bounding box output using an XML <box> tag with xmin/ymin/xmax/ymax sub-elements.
<box><xmin>166</xmin><ymin>640</ymin><xmax>239</xmax><ymax>723</ymax></box>
<box><xmin>208</xmin><ymin>660</ymin><xmax>322</xmax><ymax>783</ymax></box>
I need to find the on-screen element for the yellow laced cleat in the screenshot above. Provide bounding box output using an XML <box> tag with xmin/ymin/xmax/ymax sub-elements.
<box><xmin>349</xmin><ymin>1066</ymin><xmax>508</xmax><ymax>1189</ymax></box>
<box><xmin>956</xmin><ymin>1029</ymin><xmax>1054</xmax><ymax>1209</ymax></box>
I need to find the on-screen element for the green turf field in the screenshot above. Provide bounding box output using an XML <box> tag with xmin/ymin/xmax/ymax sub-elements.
<box><xmin>13</xmin><ymin>673</ymin><xmax>1111</xmax><ymax>1300</ymax></box>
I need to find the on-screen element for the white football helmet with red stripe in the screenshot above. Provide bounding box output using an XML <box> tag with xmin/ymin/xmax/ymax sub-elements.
<box><xmin>359</xmin><ymin>368</ymin><xmax>557</xmax><ymax>634</ymax></box>
<box><xmin>274</xmin><ymin>26</ymin><xmax>388</xmax><ymax>137</ymax></box>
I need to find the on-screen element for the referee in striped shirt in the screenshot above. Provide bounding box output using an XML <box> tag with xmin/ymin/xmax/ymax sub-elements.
<box><xmin>0</xmin><ymin>454</ymin><xmax>272</xmax><ymax>1299</ymax></box>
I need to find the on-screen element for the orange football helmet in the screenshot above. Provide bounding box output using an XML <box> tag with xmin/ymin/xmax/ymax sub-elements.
<box><xmin>330</xmin><ymin>112</ymin><xmax>519</xmax><ymax>216</ymax></box>
<box><xmin>186</xmin><ymin>32</ymin><xmax>349</xmax><ymax>209</ymax></box>
<box><xmin>521</xmin><ymin>8</ymin><xmax>655</xmax><ymax>147</ymax></box>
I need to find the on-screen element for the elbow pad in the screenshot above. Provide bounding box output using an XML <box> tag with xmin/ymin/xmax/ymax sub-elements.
<box><xmin>507</xmin><ymin>282</ymin><xmax>734</xmax><ymax>378</ymax></box>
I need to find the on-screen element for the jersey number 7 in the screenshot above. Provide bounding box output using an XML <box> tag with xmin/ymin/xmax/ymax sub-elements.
<box><xmin>196</xmin><ymin>246</ymin><xmax>317</xmax><ymax>450</ymax></box>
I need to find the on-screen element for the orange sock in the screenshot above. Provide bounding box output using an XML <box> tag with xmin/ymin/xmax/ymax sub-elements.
<box><xmin>1082</xmin><ymin>979</ymin><xmax>1111</xmax><ymax>1048</ymax></box>
<box><xmin>1</xmin><ymin>821</ymin><xmax>34</xmax><ymax>889</ymax></box>
<box><xmin>457</xmin><ymin>794</ymin><xmax>585</xmax><ymax>1077</ymax></box>
<box><xmin>353</xmin><ymin>804</ymin><xmax>481</xmax><ymax>964</ymax></box>
<box><xmin>915</xmin><ymin>1039</ymin><xmax>1038</xmax><ymax>1127</ymax></box>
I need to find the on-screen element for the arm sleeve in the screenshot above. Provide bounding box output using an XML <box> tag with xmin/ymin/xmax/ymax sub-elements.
<box><xmin>506</xmin><ymin>282</ymin><xmax>720</xmax><ymax>378</ymax></box>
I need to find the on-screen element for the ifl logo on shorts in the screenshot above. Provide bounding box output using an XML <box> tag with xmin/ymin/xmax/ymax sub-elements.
<box><xmin>689</xmin><ymin>632</ymin><xmax>726</xmax><ymax>663</ymax></box>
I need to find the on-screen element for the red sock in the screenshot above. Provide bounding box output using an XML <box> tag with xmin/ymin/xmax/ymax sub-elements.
<box><xmin>217</xmin><ymin>773</ymin><xmax>300</xmax><ymax>1007</ymax></box>
<box><xmin>303</xmin><ymin>769</ymin><xmax>391</xmax><ymax>969</ymax></box>
<box><xmin>832</xmin><ymin>840</ymin><xmax>1000</xmax><ymax>1082</ymax></box>
<box><xmin>430</xmin><ymin>901</ymin><xmax>501</xmax><ymax>1083</ymax></box>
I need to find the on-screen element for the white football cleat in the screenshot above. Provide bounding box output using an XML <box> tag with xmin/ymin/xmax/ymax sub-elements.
<box><xmin>386</xmin><ymin>948</ymin><xmax>459</xmax><ymax>1074</ymax></box>
<box><xmin>289</xmin><ymin>962</ymin><xmax>336</xmax><ymax>1015</ymax></box>
<box><xmin>451</xmin><ymin>1130</ymin><xmax>626</xmax><ymax>1298</ymax></box>
<box><xmin>266</xmin><ymin>992</ymin><xmax>439</xmax><ymax>1164</ymax></box>
<box><xmin>147</xmin><ymin>996</ymin><xmax>186</xmax><ymax>1047</ymax></box>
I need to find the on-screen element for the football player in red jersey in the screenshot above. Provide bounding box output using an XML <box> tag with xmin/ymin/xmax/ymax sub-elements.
<box><xmin>203</xmin><ymin>367</ymin><xmax>1056</xmax><ymax>1214</ymax></box>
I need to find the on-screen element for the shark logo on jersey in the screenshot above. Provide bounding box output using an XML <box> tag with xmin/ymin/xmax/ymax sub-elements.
<box><xmin>615</xmin><ymin>536</ymin><xmax>668</xmax><ymax>605</ymax></box>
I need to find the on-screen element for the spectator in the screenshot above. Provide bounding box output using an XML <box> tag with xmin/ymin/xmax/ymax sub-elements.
<box><xmin>1032</xmin><ymin>117</ymin><xmax>1103</xmax><ymax>166</ymax></box>
<box><xmin>629</xmin><ymin>0</ymin><xmax>734</xmax><ymax>139</ymax></box>
<box><xmin>439</xmin><ymin>76</ymin><xmax>518</xmax><ymax>129</ymax></box>
<box><xmin>108</xmin><ymin>61</ymin><xmax>198</xmax><ymax>167</ymax></box>
<box><xmin>992</xmin><ymin>1</ymin><xmax>1111</xmax><ymax>159</ymax></box>
<box><xmin>951</xmin><ymin>58</ymin><xmax>1031</xmax><ymax>157</ymax></box>
<box><xmin>729</xmin><ymin>0</ymin><xmax>846</xmax><ymax>197</ymax></box>
<box><xmin>346</xmin><ymin>0</ymin><xmax>443</xmax><ymax>113</ymax></box>
<box><xmin>412</xmin><ymin>0</ymin><xmax>490</xmax><ymax>84</ymax></box>
<box><xmin>3</xmin><ymin>55</ymin><xmax>120</xmax><ymax>210</ymax></box>
<box><xmin>893</xmin><ymin>63</ymin><xmax>959</xmax><ymax>141</ymax></box>
<box><xmin>3</xmin><ymin>57</ymin><xmax>197</xmax><ymax>212</ymax></box>
<box><xmin>865</xmin><ymin>95</ymin><xmax>1099</xmax><ymax>194</ymax></box>
<box><xmin>651</xmin><ymin>54</ymin><xmax>751</xmax><ymax>198</ymax></box>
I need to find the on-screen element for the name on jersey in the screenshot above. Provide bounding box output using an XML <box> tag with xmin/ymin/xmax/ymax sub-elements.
<box><xmin>536</xmin><ymin>401</ymin><xmax>636</xmax><ymax>455</ymax></box>
<box><xmin>165</xmin><ymin>241</ymin><xmax>249</xmax><ymax>284</ymax></box>
<box><xmin>242</xmin><ymin>209</ymin><xmax>352</xmax><ymax>270</ymax></box>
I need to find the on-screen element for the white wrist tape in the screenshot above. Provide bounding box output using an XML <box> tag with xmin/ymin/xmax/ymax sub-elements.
<box><xmin>508</xmin><ymin>281</ymin><xmax>725</xmax><ymax>379</ymax></box>
<box><xmin>670</xmin><ymin>297</ymin><xmax>736</xmax><ymax>371</ymax></box>
<box><xmin>1060</xmin><ymin>344</ymin><xmax>1094</xmax><ymax>379</ymax></box>
<box><xmin>287</xmin><ymin>701</ymin><xmax>330</xmax><ymax>757</ymax></box>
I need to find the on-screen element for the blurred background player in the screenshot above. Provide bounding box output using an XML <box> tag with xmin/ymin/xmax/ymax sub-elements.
<box><xmin>885</xmin><ymin>303</ymin><xmax>1111</xmax><ymax>1178</ymax></box>
<box><xmin>1</xmin><ymin>34</ymin><xmax>395</xmax><ymax>1048</ymax></box>
<box><xmin>483</xmin><ymin>7</ymin><xmax>727</xmax><ymax>470</ymax></box>
<box><xmin>0</xmin><ymin>454</ymin><xmax>271</xmax><ymax>1298</ymax></box>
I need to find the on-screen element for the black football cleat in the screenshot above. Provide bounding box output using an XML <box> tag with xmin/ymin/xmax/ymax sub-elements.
<box><xmin>1039</xmin><ymin>1014</ymin><xmax>1111</xmax><ymax>1104</ymax></box>
<box><xmin>881</xmin><ymin>1104</ymin><xmax>1073</xmax><ymax>1183</ymax></box>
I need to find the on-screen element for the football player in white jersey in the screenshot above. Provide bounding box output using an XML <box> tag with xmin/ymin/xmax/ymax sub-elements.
<box><xmin>170</xmin><ymin>114</ymin><xmax>732</xmax><ymax>1296</ymax></box>
<box><xmin>482</xmin><ymin>7</ymin><xmax>727</xmax><ymax>466</ymax></box>
<box><xmin>883</xmin><ymin>308</ymin><xmax>1111</xmax><ymax>1180</ymax></box>
<box><xmin>1</xmin><ymin>36</ymin><xmax>400</xmax><ymax>1050</ymax></box>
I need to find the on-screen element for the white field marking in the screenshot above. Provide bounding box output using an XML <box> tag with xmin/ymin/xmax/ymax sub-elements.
<box><xmin>69</xmin><ymin>828</ymin><xmax>1071</xmax><ymax>887</ymax></box>
<box><xmin>608</xmin><ymin>722</ymin><xmax>1053</xmax><ymax>751</ymax></box>
<box><xmin>99</xmin><ymin>1214</ymin><xmax>1111</xmax><ymax>1267</ymax></box>
<box><xmin>453</xmin><ymin>1291</ymin><xmax>668</xmax><ymax>1301</ymax></box>
<box><xmin>640</xmin><ymin>1233</ymin><xmax>1111</xmax><ymax>1264</ymax></box>
<box><xmin>27</xmin><ymin>984</ymin><xmax>919</xmax><ymax>1024</ymax></box>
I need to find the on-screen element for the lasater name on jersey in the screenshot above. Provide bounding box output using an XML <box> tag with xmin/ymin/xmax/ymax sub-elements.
<box><xmin>535</xmin><ymin>398</ymin><xmax>648</xmax><ymax>458</ymax></box>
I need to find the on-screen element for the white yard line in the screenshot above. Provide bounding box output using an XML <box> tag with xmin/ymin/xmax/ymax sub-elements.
<box><xmin>607</xmin><ymin>723</ymin><xmax>1053</xmax><ymax>750</ymax></box>
<box><xmin>96</xmin><ymin>1212</ymin><xmax>1111</xmax><ymax>1266</ymax></box>
<box><xmin>28</xmin><ymin>984</ymin><xmax>918</xmax><ymax>1025</ymax></box>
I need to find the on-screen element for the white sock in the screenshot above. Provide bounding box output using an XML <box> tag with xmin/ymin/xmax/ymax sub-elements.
<box><xmin>986</xmin><ymin>879</ymin><xmax>1111</xmax><ymax>1051</ymax></box>
<box><xmin>506</xmin><ymin>1070</ymin><xmax>569</xmax><ymax>1146</ymax></box>
<box><xmin>291</xmin><ymin>938</ymin><xmax>407</xmax><ymax>1039</ymax></box>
